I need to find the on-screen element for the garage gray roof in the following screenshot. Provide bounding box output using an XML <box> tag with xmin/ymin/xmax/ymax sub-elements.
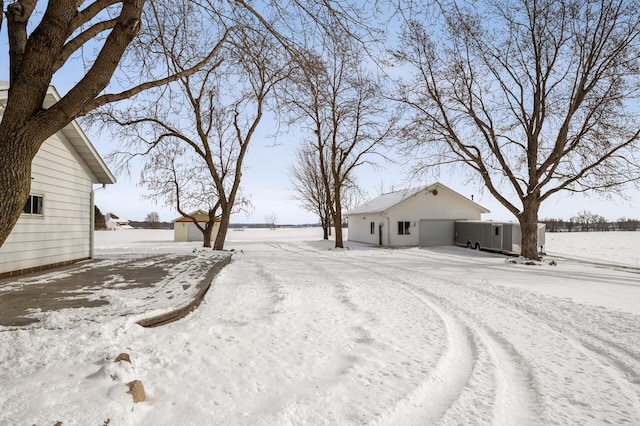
<box><xmin>346</xmin><ymin>182</ymin><xmax>490</xmax><ymax>215</ymax></box>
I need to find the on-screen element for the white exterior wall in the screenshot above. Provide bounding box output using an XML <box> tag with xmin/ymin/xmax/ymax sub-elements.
<box><xmin>348</xmin><ymin>187</ymin><xmax>485</xmax><ymax>247</ymax></box>
<box><xmin>347</xmin><ymin>214</ymin><xmax>387</xmax><ymax>245</ymax></box>
<box><xmin>0</xmin><ymin>132</ymin><xmax>95</xmax><ymax>274</ymax></box>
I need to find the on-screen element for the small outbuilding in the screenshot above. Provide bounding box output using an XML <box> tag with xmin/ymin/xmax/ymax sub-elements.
<box><xmin>346</xmin><ymin>182</ymin><xmax>490</xmax><ymax>247</ymax></box>
<box><xmin>0</xmin><ymin>83</ymin><xmax>116</xmax><ymax>277</ymax></box>
<box><xmin>173</xmin><ymin>210</ymin><xmax>220</xmax><ymax>242</ymax></box>
<box><xmin>105</xmin><ymin>213</ymin><xmax>133</xmax><ymax>230</ymax></box>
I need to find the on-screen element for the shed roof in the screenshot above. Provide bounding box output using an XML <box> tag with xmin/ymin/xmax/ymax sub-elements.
<box><xmin>346</xmin><ymin>182</ymin><xmax>490</xmax><ymax>215</ymax></box>
<box><xmin>173</xmin><ymin>209</ymin><xmax>220</xmax><ymax>222</ymax></box>
<box><xmin>0</xmin><ymin>82</ymin><xmax>116</xmax><ymax>185</ymax></box>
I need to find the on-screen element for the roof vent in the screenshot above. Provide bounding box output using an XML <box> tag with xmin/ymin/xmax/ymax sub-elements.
<box><xmin>432</xmin><ymin>189</ymin><xmax>438</xmax><ymax>196</ymax></box>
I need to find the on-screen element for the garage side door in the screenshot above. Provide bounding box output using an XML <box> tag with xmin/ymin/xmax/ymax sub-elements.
<box><xmin>187</xmin><ymin>223</ymin><xmax>204</xmax><ymax>241</ymax></box>
<box><xmin>419</xmin><ymin>220</ymin><xmax>455</xmax><ymax>247</ymax></box>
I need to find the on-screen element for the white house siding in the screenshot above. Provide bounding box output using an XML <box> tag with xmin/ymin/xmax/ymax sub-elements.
<box><xmin>348</xmin><ymin>214</ymin><xmax>387</xmax><ymax>245</ymax></box>
<box><xmin>0</xmin><ymin>132</ymin><xmax>95</xmax><ymax>275</ymax></box>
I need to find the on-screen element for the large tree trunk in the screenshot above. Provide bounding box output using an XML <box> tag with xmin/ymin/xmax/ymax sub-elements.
<box><xmin>518</xmin><ymin>199</ymin><xmax>541</xmax><ymax>260</ymax></box>
<box><xmin>0</xmin><ymin>127</ymin><xmax>41</xmax><ymax>248</ymax></box>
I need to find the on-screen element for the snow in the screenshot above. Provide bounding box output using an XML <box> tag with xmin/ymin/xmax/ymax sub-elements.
<box><xmin>1</xmin><ymin>228</ymin><xmax>639</xmax><ymax>425</ymax></box>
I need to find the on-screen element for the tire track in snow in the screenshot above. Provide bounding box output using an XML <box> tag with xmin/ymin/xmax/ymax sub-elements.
<box><xmin>462</xmin><ymin>281</ymin><xmax>640</xmax><ymax>420</ymax></box>
<box><xmin>244</xmin><ymin>241</ymin><xmax>639</xmax><ymax>424</ymax></box>
<box><xmin>372</xmin><ymin>287</ymin><xmax>477</xmax><ymax>425</ymax></box>
<box><xmin>248</xmin><ymin>243</ymin><xmax>464</xmax><ymax>423</ymax></box>
<box><xmin>370</xmin><ymin>273</ymin><xmax>542</xmax><ymax>425</ymax></box>
<box><xmin>361</xmin><ymin>256</ymin><xmax>640</xmax><ymax>424</ymax></box>
<box><xmin>263</xmin><ymin>242</ymin><xmax>540</xmax><ymax>424</ymax></box>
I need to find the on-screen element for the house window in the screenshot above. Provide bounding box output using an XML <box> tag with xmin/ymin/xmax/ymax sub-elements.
<box><xmin>370</xmin><ymin>222</ymin><xmax>375</xmax><ymax>234</ymax></box>
<box><xmin>23</xmin><ymin>194</ymin><xmax>44</xmax><ymax>215</ymax></box>
<box><xmin>398</xmin><ymin>221</ymin><xmax>411</xmax><ymax>235</ymax></box>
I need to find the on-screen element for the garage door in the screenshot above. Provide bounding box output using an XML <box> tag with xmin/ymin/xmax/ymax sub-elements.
<box><xmin>187</xmin><ymin>223</ymin><xmax>204</xmax><ymax>241</ymax></box>
<box><xmin>419</xmin><ymin>220</ymin><xmax>455</xmax><ymax>247</ymax></box>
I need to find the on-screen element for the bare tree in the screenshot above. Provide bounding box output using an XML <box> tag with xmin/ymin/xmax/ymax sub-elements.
<box><xmin>0</xmin><ymin>0</ymin><xmax>236</xmax><ymax>248</ymax></box>
<box><xmin>104</xmin><ymin>26</ymin><xmax>287</xmax><ymax>249</ymax></box>
<box><xmin>290</xmin><ymin>140</ymin><xmax>367</xmax><ymax>239</ymax></box>
<box><xmin>0</xmin><ymin>0</ymin><xmax>374</xmax><ymax>248</ymax></box>
<box><xmin>571</xmin><ymin>210</ymin><xmax>607</xmax><ymax>232</ymax></box>
<box><xmin>144</xmin><ymin>211</ymin><xmax>161</xmax><ymax>228</ymax></box>
<box><xmin>289</xmin><ymin>141</ymin><xmax>333</xmax><ymax>239</ymax></box>
<box><xmin>264</xmin><ymin>212</ymin><xmax>278</xmax><ymax>230</ymax></box>
<box><xmin>138</xmin><ymin>141</ymin><xmax>224</xmax><ymax>247</ymax></box>
<box><xmin>394</xmin><ymin>0</ymin><xmax>640</xmax><ymax>259</ymax></box>
<box><xmin>287</xmin><ymin>32</ymin><xmax>397</xmax><ymax>248</ymax></box>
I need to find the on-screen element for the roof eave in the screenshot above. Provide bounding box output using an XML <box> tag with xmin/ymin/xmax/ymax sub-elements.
<box><xmin>46</xmin><ymin>88</ymin><xmax>116</xmax><ymax>185</ymax></box>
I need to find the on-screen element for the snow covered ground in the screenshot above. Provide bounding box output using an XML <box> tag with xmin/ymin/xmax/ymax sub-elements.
<box><xmin>1</xmin><ymin>228</ymin><xmax>639</xmax><ymax>425</ymax></box>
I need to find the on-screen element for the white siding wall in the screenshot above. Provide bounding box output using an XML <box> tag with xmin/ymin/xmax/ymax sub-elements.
<box><xmin>347</xmin><ymin>214</ymin><xmax>386</xmax><ymax>245</ymax></box>
<box><xmin>0</xmin><ymin>132</ymin><xmax>95</xmax><ymax>274</ymax></box>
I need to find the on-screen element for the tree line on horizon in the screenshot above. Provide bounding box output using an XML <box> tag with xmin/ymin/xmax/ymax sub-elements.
<box><xmin>541</xmin><ymin>211</ymin><xmax>640</xmax><ymax>232</ymax></box>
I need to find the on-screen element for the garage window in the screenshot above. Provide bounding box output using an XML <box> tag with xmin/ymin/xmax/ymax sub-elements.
<box><xmin>370</xmin><ymin>222</ymin><xmax>375</xmax><ymax>234</ymax></box>
<box><xmin>398</xmin><ymin>221</ymin><xmax>410</xmax><ymax>235</ymax></box>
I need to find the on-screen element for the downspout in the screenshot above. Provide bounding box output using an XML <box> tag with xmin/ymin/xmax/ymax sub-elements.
<box><xmin>90</xmin><ymin>184</ymin><xmax>106</xmax><ymax>259</ymax></box>
<box><xmin>381</xmin><ymin>212</ymin><xmax>390</xmax><ymax>246</ymax></box>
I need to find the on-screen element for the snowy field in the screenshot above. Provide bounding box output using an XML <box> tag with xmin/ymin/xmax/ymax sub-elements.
<box><xmin>1</xmin><ymin>228</ymin><xmax>639</xmax><ymax>425</ymax></box>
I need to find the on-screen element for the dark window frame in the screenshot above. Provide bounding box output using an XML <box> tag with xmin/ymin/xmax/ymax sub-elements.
<box><xmin>398</xmin><ymin>221</ymin><xmax>411</xmax><ymax>235</ymax></box>
<box><xmin>370</xmin><ymin>221</ymin><xmax>375</xmax><ymax>234</ymax></box>
<box><xmin>23</xmin><ymin>194</ymin><xmax>44</xmax><ymax>215</ymax></box>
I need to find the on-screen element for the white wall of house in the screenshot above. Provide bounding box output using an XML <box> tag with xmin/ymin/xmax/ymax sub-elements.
<box><xmin>348</xmin><ymin>213</ymin><xmax>387</xmax><ymax>246</ymax></box>
<box><xmin>0</xmin><ymin>131</ymin><xmax>96</xmax><ymax>275</ymax></box>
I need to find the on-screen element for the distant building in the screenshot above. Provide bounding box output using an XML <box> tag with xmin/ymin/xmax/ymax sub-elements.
<box><xmin>0</xmin><ymin>83</ymin><xmax>116</xmax><ymax>277</ymax></box>
<box><xmin>105</xmin><ymin>213</ymin><xmax>133</xmax><ymax>230</ymax></box>
<box><xmin>346</xmin><ymin>182</ymin><xmax>489</xmax><ymax>247</ymax></box>
<box><xmin>173</xmin><ymin>210</ymin><xmax>220</xmax><ymax>242</ymax></box>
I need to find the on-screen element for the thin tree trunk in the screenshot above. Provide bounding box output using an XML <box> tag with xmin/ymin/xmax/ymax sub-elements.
<box><xmin>203</xmin><ymin>225</ymin><xmax>213</xmax><ymax>248</ymax></box>
<box><xmin>213</xmin><ymin>206</ymin><xmax>231</xmax><ymax>250</ymax></box>
<box><xmin>333</xmin><ymin>180</ymin><xmax>344</xmax><ymax>248</ymax></box>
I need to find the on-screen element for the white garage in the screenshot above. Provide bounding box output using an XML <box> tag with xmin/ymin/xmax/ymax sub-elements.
<box><xmin>187</xmin><ymin>223</ymin><xmax>204</xmax><ymax>241</ymax></box>
<box><xmin>173</xmin><ymin>210</ymin><xmax>220</xmax><ymax>242</ymax></box>
<box><xmin>346</xmin><ymin>182</ymin><xmax>490</xmax><ymax>247</ymax></box>
<box><xmin>419</xmin><ymin>220</ymin><xmax>455</xmax><ymax>247</ymax></box>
